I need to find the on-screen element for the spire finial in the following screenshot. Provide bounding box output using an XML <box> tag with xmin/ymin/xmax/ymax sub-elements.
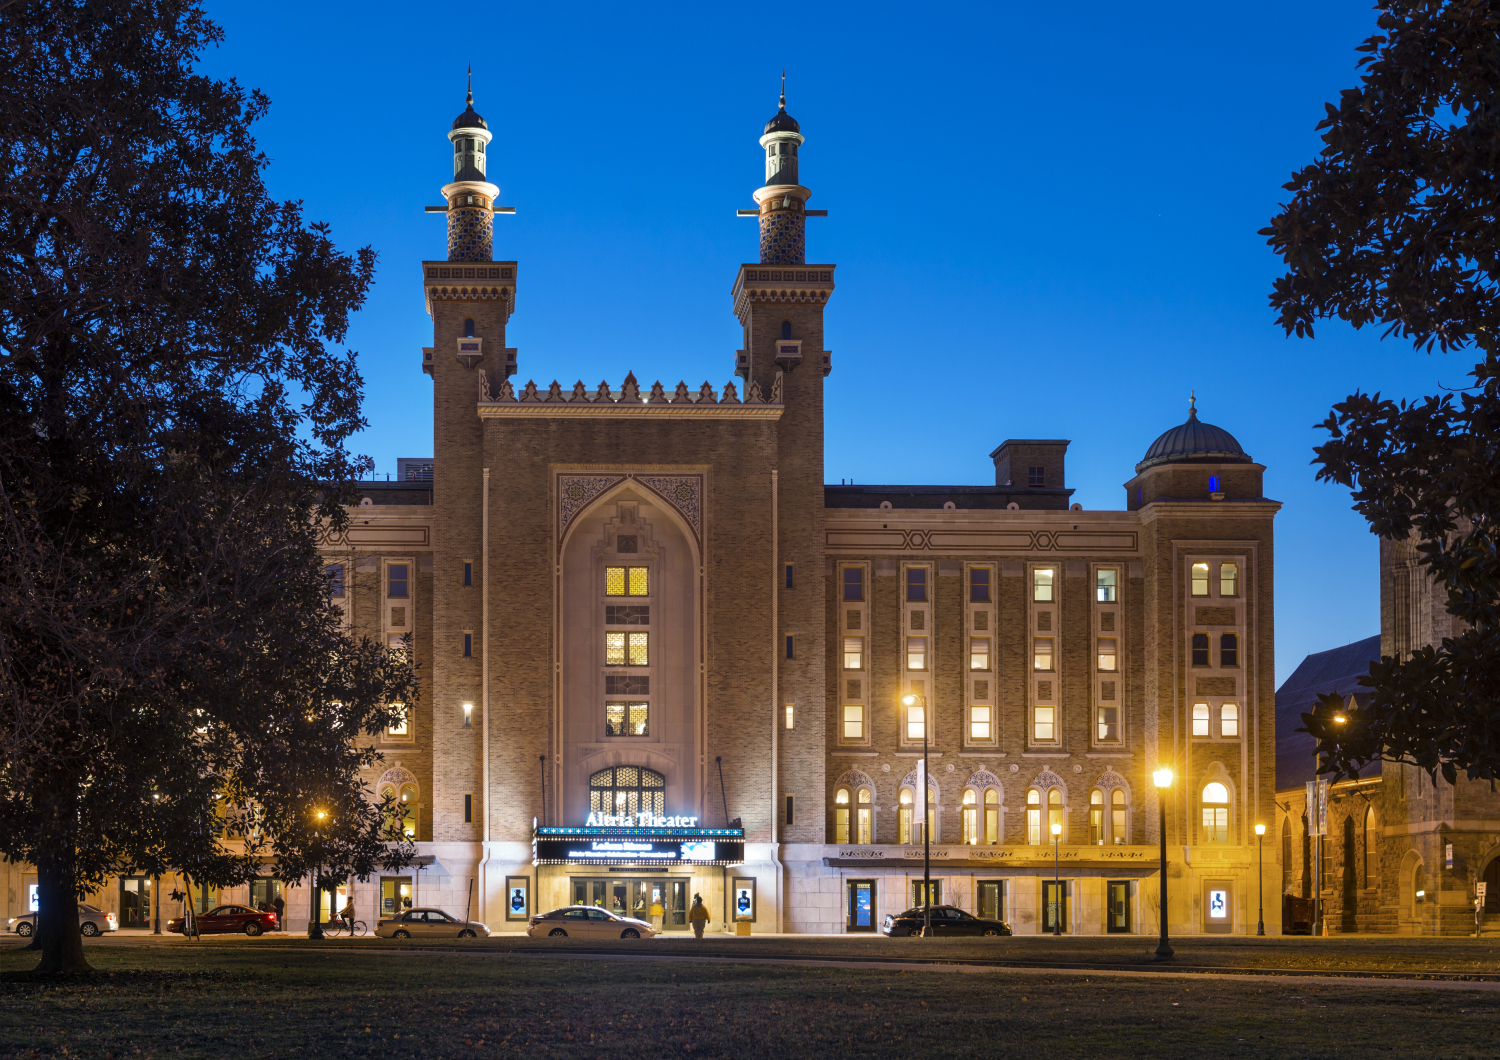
<box><xmin>780</xmin><ymin>68</ymin><xmax>786</xmax><ymax>110</ymax></box>
<box><xmin>1189</xmin><ymin>390</ymin><xmax>1197</xmax><ymax>417</ymax></box>
<box><xmin>467</xmin><ymin>63</ymin><xmax>473</xmax><ymax>106</ymax></box>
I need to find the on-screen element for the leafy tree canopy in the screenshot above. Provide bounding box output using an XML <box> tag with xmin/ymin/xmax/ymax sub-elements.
<box><xmin>0</xmin><ymin>0</ymin><xmax>416</xmax><ymax>972</ymax></box>
<box><xmin>1262</xmin><ymin>0</ymin><xmax>1500</xmax><ymax>785</ymax></box>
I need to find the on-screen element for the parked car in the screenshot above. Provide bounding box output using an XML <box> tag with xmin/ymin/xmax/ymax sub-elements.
<box><xmin>527</xmin><ymin>905</ymin><xmax>656</xmax><ymax>939</ymax></box>
<box><xmin>880</xmin><ymin>905</ymin><xmax>1012</xmax><ymax>938</ymax></box>
<box><xmin>374</xmin><ymin>907</ymin><xmax>490</xmax><ymax>939</ymax></box>
<box><xmin>9</xmin><ymin>903</ymin><xmax>118</xmax><ymax>937</ymax></box>
<box><xmin>166</xmin><ymin>905</ymin><xmax>279</xmax><ymax>936</ymax></box>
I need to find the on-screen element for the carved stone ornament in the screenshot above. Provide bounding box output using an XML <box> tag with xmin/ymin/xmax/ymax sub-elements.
<box><xmin>1030</xmin><ymin>768</ymin><xmax>1066</xmax><ymax>791</ymax></box>
<box><xmin>966</xmin><ymin>769</ymin><xmax>1004</xmax><ymax>791</ymax></box>
<box><xmin>836</xmin><ymin>770</ymin><xmax>876</xmax><ymax>791</ymax></box>
<box><xmin>1095</xmin><ymin>769</ymin><xmax>1129</xmax><ymax>791</ymax></box>
<box><xmin>376</xmin><ymin>766</ymin><xmax>418</xmax><ymax>790</ymax></box>
<box><xmin>558</xmin><ymin>475</ymin><xmax>626</xmax><ymax>537</ymax></box>
<box><xmin>636</xmin><ymin>475</ymin><xmax>702</xmax><ymax>537</ymax></box>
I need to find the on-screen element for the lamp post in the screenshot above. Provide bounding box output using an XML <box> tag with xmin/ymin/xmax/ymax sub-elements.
<box><xmin>901</xmin><ymin>693</ymin><xmax>931</xmax><ymax>939</ymax></box>
<box><xmin>1254</xmin><ymin>823</ymin><xmax>1266</xmax><ymax>936</ymax></box>
<box><xmin>308</xmin><ymin>809</ymin><xmax>327</xmax><ymax>940</ymax></box>
<box><xmin>1153</xmin><ymin>767</ymin><xmax>1174</xmax><ymax>961</ymax></box>
<box><xmin>1050</xmin><ymin>821</ymin><xmax>1063</xmax><ymax>935</ymax></box>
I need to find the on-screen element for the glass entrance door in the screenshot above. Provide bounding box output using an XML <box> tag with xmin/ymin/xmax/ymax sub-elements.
<box><xmin>1107</xmin><ymin>880</ymin><xmax>1131</xmax><ymax>933</ymax></box>
<box><xmin>119</xmin><ymin>876</ymin><xmax>152</xmax><ymax>929</ymax></box>
<box><xmin>381</xmin><ymin>877</ymin><xmax>413</xmax><ymax>918</ymax></box>
<box><xmin>847</xmin><ymin>879</ymin><xmax>876</xmax><ymax>932</ymax></box>
<box><xmin>977</xmin><ymin>881</ymin><xmax>1004</xmax><ymax>923</ymax></box>
<box><xmin>668</xmin><ymin>880</ymin><xmax>687</xmax><ymax>929</ymax></box>
<box><xmin>1042</xmin><ymin>880</ymin><xmax>1068</xmax><ymax>933</ymax></box>
<box><xmin>570</xmin><ymin>879</ymin><xmax>691</xmax><ymax>930</ymax></box>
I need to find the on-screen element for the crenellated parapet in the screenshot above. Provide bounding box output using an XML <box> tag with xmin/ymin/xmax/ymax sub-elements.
<box><xmin>476</xmin><ymin>369</ymin><xmax>784</xmax><ymax>418</ymax></box>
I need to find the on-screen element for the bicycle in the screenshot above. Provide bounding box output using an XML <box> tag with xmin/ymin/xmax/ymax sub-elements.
<box><xmin>326</xmin><ymin>916</ymin><xmax>367</xmax><ymax>937</ymax></box>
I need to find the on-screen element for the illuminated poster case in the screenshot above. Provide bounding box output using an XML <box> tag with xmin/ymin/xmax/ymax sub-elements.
<box><xmin>533</xmin><ymin>825</ymin><xmax>746</xmax><ymax>867</ymax></box>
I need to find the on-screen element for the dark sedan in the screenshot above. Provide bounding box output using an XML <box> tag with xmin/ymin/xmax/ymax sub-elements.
<box><xmin>880</xmin><ymin>905</ymin><xmax>1011</xmax><ymax>937</ymax></box>
<box><xmin>167</xmin><ymin>904</ymin><xmax>278</xmax><ymax>936</ymax></box>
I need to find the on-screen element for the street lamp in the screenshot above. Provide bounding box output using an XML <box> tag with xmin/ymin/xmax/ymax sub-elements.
<box><xmin>1050</xmin><ymin>821</ymin><xmax>1063</xmax><ymax>935</ymax></box>
<box><xmin>901</xmin><ymin>693</ymin><xmax>931</xmax><ymax>939</ymax></box>
<box><xmin>1254</xmin><ymin>823</ymin><xmax>1266</xmax><ymax>936</ymax></box>
<box><xmin>1152</xmin><ymin>767</ymin><xmax>1174</xmax><ymax>961</ymax></box>
<box><xmin>308</xmin><ymin>808</ymin><xmax>327</xmax><ymax>940</ymax></box>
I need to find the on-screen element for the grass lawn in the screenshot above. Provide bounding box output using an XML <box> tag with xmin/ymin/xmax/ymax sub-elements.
<box><xmin>2</xmin><ymin>939</ymin><xmax>1498</xmax><ymax>1059</ymax></box>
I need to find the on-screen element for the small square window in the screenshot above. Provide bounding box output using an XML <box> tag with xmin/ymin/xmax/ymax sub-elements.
<box><xmin>843</xmin><ymin>636</ymin><xmax>864</xmax><ymax>670</ymax></box>
<box><xmin>387</xmin><ymin>563</ymin><xmax>409</xmax><ymax>599</ymax></box>
<box><xmin>843</xmin><ymin>567</ymin><xmax>864</xmax><ymax>602</ymax></box>
<box><xmin>906</xmin><ymin>567</ymin><xmax>927</xmax><ymax>602</ymax></box>
<box><xmin>1193</xmin><ymin>702</ymin><xmax>1210</xmax><ymax>737</ymax></box>
<box><xmin>605</xmin><ymin>565</ymin><xmax>649</xmax><ymax>596</ymax></box>
<box><xmin>463</xmin><ymin>561</ymin><xmax>473</xmax><ymax>587</ymax></box>
<box><xmin>1096</xmin><ymin>568</ymin><xmax>1117</xmax><ymax>603</ymax></box>
<box><xmin>1221</xmin><ymin>702</ymin><xmax>1240</xmax><ymax>737</ymax></box>
<box><xmin>1220</xmin><ymin>562</ymin><xmax>1240</xmax><ymax>597</ymax></box>
<box><xmin>969</xmin><ymin>637</ymin><xmax>991</xmax><ymax>671</ymax></box>
<box><xmin>1191</xmin><ymin>632</ymin><xmax>1210</xmax><ymax>667</ymax></box>
<box><xmin>842</xmin><ymin>704</ymin><xmax>864</xmax><ymax>740</ymax></box>
<box><xmin>906</xmin><ymin>636</ymin><xmax>928</xmax><ymax>670</ymax></box>
<box><xmin>1028</xmin><ymin>466</ymin><xmax>1045</xmax><ymax>487</ymax></box>
<box><xmin>970</xmin><ymin>705</ymin><xmax>992</xmax><ymax>741</ymax></box>
<box><xmin>1033</xmin><ymin>705</ymin><xmax>1055</xmax><ymax>741</ymax></box>
<box><xmin>605</xmin><ymin>701</ymin><xmax>649</xmax><ymax>736</ymax></box>
<box><xmin>1033</xmin><ymin>638</ymin><xmax>1054</xmax><ymax>671</ymax></box>
<box><xmin>1220</xmin><ymin>632</ymin><xmax>1239</xmax><ymax>668</ymax></box>
<box><xmin>1033</xmin><ymin>568</ymin><xmax>1054</xmax><ymax>602</ymax></box>
<box><xmin>605</xmin><ymin>631</ymin><xmax>650</xmax><ymax>666</ymax></box>
<box><xmin>1097</xmin><ymin>638</ymin><xmax>1118</xmax><ymax>671</ymax></box>
<box><xmin>970</xmin><ymin>568</ymin><xmax>991</xmax><ymax>603</ymax></box>
<box><xmin>1191</xmin><ymin>562</ymin><xmax>1210</xmax><ymax>596</ymax></box>
<box><xmin>387</xmin><ymin>704</ymin><xmax>409</xmax><ymax>737</ymax></box>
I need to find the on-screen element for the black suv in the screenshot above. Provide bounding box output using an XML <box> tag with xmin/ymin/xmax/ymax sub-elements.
<box><xmin>880</xmin><ymin>905</ymin><xmax>1012</xmax><ymax>937</ymax></box>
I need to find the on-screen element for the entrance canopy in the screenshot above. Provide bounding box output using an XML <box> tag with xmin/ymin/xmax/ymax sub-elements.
<box><xmin>533</xmin><ymin>824</ymin><xmax>745</xmax><ymax>867</ymax></box>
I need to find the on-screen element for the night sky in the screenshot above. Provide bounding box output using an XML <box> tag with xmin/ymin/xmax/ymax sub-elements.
<box><xmin>201</xmin><ymin>1</ymin><xmax>1453</xmax><ymax>682</ymax></box>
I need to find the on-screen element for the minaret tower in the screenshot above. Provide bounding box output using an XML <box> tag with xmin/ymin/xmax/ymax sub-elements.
<box><xmin>445</xmin><ymin>70</ymin><xmax>500</xmax><ymax>262</ymax></box>
<box><xmin>755</xmin><ymin>73</ymin><xmax>811</xmax><ymax>264</ymax></box>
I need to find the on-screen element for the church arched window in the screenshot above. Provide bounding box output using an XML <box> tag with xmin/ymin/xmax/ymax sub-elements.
<box><xmin>589</xmin><ymin>766</ymin><xmax>665</xmax><ymax>818</ymax></box>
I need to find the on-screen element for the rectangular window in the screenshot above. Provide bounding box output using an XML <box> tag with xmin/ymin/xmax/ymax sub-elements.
<box><xmin>843</xmin><ymin>566</ymin><xmax>864</xmax><ymax>602</ymax></box>
<box><xmin>1096</xmin><ymin>568</ymin><xmax>1117</xmax><ymax>602</ymax></box>
<box><xmin>1097</xmin><ymin>637</ymin><xmax>1118</xmax><ymax>671</ymax></box>
<box><xmin>970</xmin><ymin>567</ymin><xmax>991</xmax><ymax>602</ymax></box>
<box><xmin>1220</xmin><ymin>562</ymin><xmax>1239</xmax><ymax>597</ymax></box>
<box><xmin>1193</xmin><ymin>702</ymin><xmax>1210</xmax><ymax>737</ymax></box>
<box><xmin>784</xmin><ymin>563</ymin><xmax>794</xmax><ymax>589</ymax></box>
<box><xmin>387</xmin><ymin>633</ymin><xmax>408</xmax><ymax>655</ymax></box>
<box><xmin>842</xmin><ymin>704</ymin><xmax>865</xmax><ymax>740</ymax></box>
<box><xmin>1221</xmin><ymin>702</ymin><xmax>1239</xmax><ymax>738</ymax></box>
<box><xmin>462</xmin><ymin>632</ymin><xmax>472</xmax><ymax>658</ymax></box>
<box><xmin>1091</xmin><ymin>802</ymin><xmax>1105</xmax><ymax>845</ymax></box>
<box><xmin>1033</xmin><ymin>567</ymin><xmax>1054</xmax><ymax>602</ymax></box>
<box><xmin>605</xmin><ymin>701</ymin><xmax>649</xmax><ymax>736</ymax></box>
<box><xmin>464</xmin><ymin>794</ymin><xmax>473</xmax><ymax>824</ymax></box>
<box><xmin>605</xmin><ymin>565</ymin><xmax>650</xmax><ymax>596</ymax></box>
<box><xmin>1191</xmin><ymin>632</ymin><xmax>1210</xmax><ymax>666</ymax></box>
<box><xmin>387</xmin><ymin>563</ymin><xmax>409</xmax><ymax>598</ymax></box>
<box><xmin>969</xmin><ymin>637</ymin><xmax>991</xmax><ymax>670</ymax></box>
<box><xmin>1202</xmin><ymin>807</ymin><xmax>1229</xmax><ymax>843</ymax></box>
<box><xmin>784</xmin><ymin>704</ymin><xmax>795</xmax><ymax>730</ymax></box>
<box><xmin>1027</xmin><ymin>465</ymin><xmax>1045</xmax><ymax>487</ymax></box>
<box><xmin>912</xmin><ymin>880</ymin><xmax>943</xmax><ymax>908</ymax></box>
<box><xmin>462</xmin><ymin>702</ymin><xmax>473</xmax><ymax>728</ymax></box>
<box><xmin>604</xmin><ymin>605</ymin><xmax>650</xmax><ymax>624</ymax></box>
<box><xmin>605</xmin><ymin>631</ymin><xmax>650</xmax><ymax>666</ymax></box>
<box><xmin>1097</xmin><ymin>705</ymin><xmax>1118</xmax><ymax>741</ymax></box>
<box><xmin>463</xmin><ymin>561</ymin><xmax>472</xmax><ymax>587</ymax></box>
<box><xmin>1033</xmin><ymin>638</ymin><xmax>1054</xmax><ymax>671</ymax></box>
<box><xmin>604</xmin><ymin>675</ymin><xmax>649</xmax><ymax>695</ymax></box>
<box><xmin>843</xmin><ymin>636</ymin><xmax>864</xmax><ymax>670</ymax></box>
<box><xmin>387</xmin><ymin>704</ymin><xmax>408</xmax><ymax>737</ymax></box>
<box><xmin>1033</xmin><ymin>705</ymin><xmax>1055</xmax><ymax>741</ymax></box>
<box><xmin>1191</xmin><ymin>562</ymin><xmax>1210</xmax><ymax>596</ymax></box>
<box><xmin>785</xmin><ymin>795</ymin><xmax>794</xmax><ymax>826</ymax></box>
<box><xmin>1220</xmin><ymin>632</ymin><xmax>1239</xmax><ymax>668</ymax></box>
<box><xmin>325</xmin><ymin>563</ymin><xmax>345</xmax><ymax>598</ymax></box>
<box><xmin>906</xmin><ymin>567</ymin><xmax>927</xmax><ymax>602</ymax></box>
<box><xmin>906</xmin><ymin>701</ymin><xmax>927</xmax><ymax>741</ymax></box>
<box><xmin>906</xmin><ymin>636</ymin><xmax>927</xmax><ymax>670</ymax></box>
<box><xmin>834</xmin><ymin>805</ymin><xmax>849</xmax><ymax>844</ymax></box>
<box><xmin>970</xmin><ymin>705</ymin><xmax>992</xmax><ymax>740</ymax></box>
<box><xmin>785</xmin><ymin>635</ymin><xmax>794</xmax><ymax>660</ymax></box>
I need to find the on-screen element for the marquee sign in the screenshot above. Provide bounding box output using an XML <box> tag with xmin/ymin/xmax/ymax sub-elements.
<box><xmin>533</xmin><ymin>823</ymin><xmax>745</xmax><ymax>867</ymax></box>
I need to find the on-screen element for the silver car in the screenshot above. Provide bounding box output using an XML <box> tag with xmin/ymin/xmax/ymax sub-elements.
<box><xmin>374</xmin><ymin>907</ymin><xmax>490</xmax><ymax>939</ymax></box>
<box><xmin>527</xmin><ymin>905</ymin><xmax>656</xmax><ymax>939</ymax></box>
<box><xmin>9</xmin><ymin>903</ymin><xmax>118</xmax><ymax>937</ymax></box>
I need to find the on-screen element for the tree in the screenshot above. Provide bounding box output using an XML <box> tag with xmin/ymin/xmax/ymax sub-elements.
<box><xmin>1262</xmin><ymin>0</ymin><xmax>1500</xmax><ymax>783</ymax></box>
<box><xmin>0</xmin><ymin>0</ymin><xmax>416</xmax><ymax>973</ymax></box>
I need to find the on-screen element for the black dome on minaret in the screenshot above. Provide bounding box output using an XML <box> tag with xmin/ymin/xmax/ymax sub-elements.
<box><xmin>1135</xmin><ymin>397</ymin><xmax>1251</xmax><ymax>472</ymax></box>
<box><xmin>452</xmin><ymin>98</ymin><xmax>487</xmax><ymax>131</ymax></box>
<box><xmin>764</xmin><ymin>73</ymin><xmax>800</xmax><ymax>134</ymax></box>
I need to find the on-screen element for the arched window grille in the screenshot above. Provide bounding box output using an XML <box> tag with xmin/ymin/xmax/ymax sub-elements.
<box><xmin>1202</xmin><ymin>781</ymin><xmax>1230</xmax><ymax>843</ymax></box>
<box><xmin>589</xmin><ymin>766</ymin><xmax>665</xmax><ymax>817</ymax></box>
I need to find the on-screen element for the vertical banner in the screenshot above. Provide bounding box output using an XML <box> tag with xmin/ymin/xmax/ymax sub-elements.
<box><xmin>732</xmin><ymin>878</ymin><xmax>756</xmax><ymax>921</ymax></box>
<box><xmin>505</xmin><ymin>876</ymin><xmax>530</xmax><ymax>921</ymax></box>
<box><xmin>915</xmin><ymin>759</ymin><xmax>927</xmax><ymax>842</ymax></box>
<box><xmin>1315</xmin><ymin>778</ymin><xmax>1330</xmax><ymax>836</ymax></box>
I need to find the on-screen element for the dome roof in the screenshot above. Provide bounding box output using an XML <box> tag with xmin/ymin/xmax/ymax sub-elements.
<box><xmin>1136</xmin><ymin>400</ymin><xmax>1251</xmax><ymax>472</ymax></box>
<box><xmin>764</xmin><ymin>105</ymin><xmax>800</xmax><ymax>135</ymax></box>
<box><xmin>452</xmin><ymin>100</ymin><xmax>487</xmax><ymax>131</ymax></box>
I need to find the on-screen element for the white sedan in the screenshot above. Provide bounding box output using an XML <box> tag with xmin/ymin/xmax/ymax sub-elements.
<box><xmin>374</xmin><ymin>907</ymin><xmax>490</xmax><ymax>939</ymax></box>
<box><xmin>527</xmin><ymin>905</ymin><xmax>656</xmax><ymax>939</ymax></box>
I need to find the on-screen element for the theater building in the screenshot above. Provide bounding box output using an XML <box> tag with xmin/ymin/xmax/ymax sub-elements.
<box><xmin>0</xmin><ymin>85</ymin><xmax>1284</xmax><ymax>936</ymax></box>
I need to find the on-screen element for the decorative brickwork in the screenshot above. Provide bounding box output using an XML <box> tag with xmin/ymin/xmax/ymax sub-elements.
<box><xmin>447</xmin><ymin>206</ymin><xmax>493</xmax><ymax>262</ymax></box>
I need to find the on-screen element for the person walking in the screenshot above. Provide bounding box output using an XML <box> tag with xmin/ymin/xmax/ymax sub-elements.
<box><xmin>688</xmin><ymin>894</ymin><xmax>710</xmax><ymax>939</ymax></box>
<box><xmin>649</xmin><ymin>896</ymin><xmax>665</xmax><ymax>933</ymax></box>
<box><xmin>272</xmin><ymin>894</ymin><xmax>285</xmax><ymax>930</ymax></box>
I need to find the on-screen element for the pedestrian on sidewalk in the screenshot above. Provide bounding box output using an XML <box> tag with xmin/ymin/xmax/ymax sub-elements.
<box><xmin>272</xmin><ymin>894</ymin><xmax>285</xmax><ymax>930</ymax></box>
<box><xmin>688</xmin><ymin>894</ymin><xmax>710</xmax><ymax>939</ymax></box>
<box><xmin>649</xmin><ymin>896</ymin><xmax>665</xmax><ymax>933</ymax></box>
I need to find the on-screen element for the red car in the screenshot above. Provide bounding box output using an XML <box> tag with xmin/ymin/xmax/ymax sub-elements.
<box><xmin>167</xmin><ymin>904</ymin><xmax>278</xmax><ymax>936</ymax></box>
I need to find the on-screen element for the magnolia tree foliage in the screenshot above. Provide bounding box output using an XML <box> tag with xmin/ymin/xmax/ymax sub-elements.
<box><xmin>0</xmin><ymin>0</ymin><xmax>416</xmax><ymax>972</ymax></box>
<box><xmin>1262</xmin><ymin>0</ymin><xmax>1500</xmax><ymax>784</ymax></box>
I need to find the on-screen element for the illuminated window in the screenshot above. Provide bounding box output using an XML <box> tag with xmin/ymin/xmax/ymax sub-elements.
<box><xmin>1221</xmin><ymin>702</ymin><xmax>1239</xmax><ymax>738</ymax></box>
<box><xmin>843</xmin><ymin>636</ymin><xmax>864</xmax><ymax>670</ymax></box>
<box><xmin>856</xmin><ymin>788</ymin><xmax>872</xmax><ymax>844</ymax></box>
<box><xmin>1191</xmin><ymin>562</ymin><xmax>1210</xmax><ymax>596</ymax></box>
<box><xmin>387</xmin><ymin>563</ymin><xmax>409</xmax><ymax>598</ymax></box>
<box><xmin>604</xmin><ymin>631</ymin><xmax>650</xmax><ymax>666</ymax></box>
<box><xmin>1027</xmin><ymin>789</ymin><xmax>1042</xmax><ymax>844</ymax></box>
<box><xmin>963</xmin><ymin>789</ymin><xmax>979</xmax><ymax>845</ymax></box>
<box><xmin>1033</xmin><ymin>638</ymin><xmax>1054</xmax><ymax>671</ymax></box>
<box><xmin>970</xmin><ymin>637</ymin><xmax>991</xmax><ymax>670</ymax></box>
<box><xmin>984</xmin><ymin>789</ymin><xmax>1000</xmax><ymax>844</ymax></box>
<box><xmin>970</xmin><ymin>705</ymin><xmax>992</xmax><ymax>741</ymax></box>
<box><xmin>1048</xmin><ymin>788</ymin><xmax>1063</xmax><ymax>837</ymax></box>
<box><xmin>834</xmin><ymin>789</ymin><xmax>850</xmax><ymax>844</ymax></box>
<box><xmin>906</xmin><ymin>567</ymin><xmax>927</xmax><ymax>602</ymax></box>
<box><xmin>906</xmin><ymin>636</ymin><xmax>927</xmax><ymax>670</ymax></box>
<box><xmin>387</xmin><ymin>704</ymin><xmax>409</xmax><ymax>738</ymax></box>
<box><xmin>1033</xmin><ymin>705</ymin><xmax>1055</xmax><ymax>741</ymax></box>
<box><xmin>1097</xmin><ymin>638</ymin><xmax>1118</xmax><ymax>671</ymax></box>
<box><xmin>1202</xmin><ymin>782</ymin><xmax>1229</xmax><ymax>842</ymax></box>
<box><xmin>1191</xmin><ymin>632</ymin><xmax>1210</xmax><ymax>666</ymax></box>
<box><xmin>1096</xmin><ymin>705</ymin><xmax>1118</xmax><ymax>741</ymax></box>
<box><xmin>1033</xmin><ymin>567</ymin><xmax>1055</xmax><ymax>602</ymax></box>
<box><xmin>899</xmin><ymin>789</ymin><xmax>914</xmax><ymax>843</ymax></box>
<box><xmin>605</xmin><ymin>565</ymin><xmax>649</xmax><ymax>596</ymax></box>
<box><xmin>1220</xmin><ymin>562</ymin><xmax>1239</xmax><ymax>597</ymax></box>
<box><xmin>1090</xmin><ymin>790</ymin><xmax>1105</xmax><ymax>845</ymax></box>
<box><xmin>970</xmin><ymin>567</ymin><xmax>991</xmax><ymax>602</ymax></box>
<box><xmin>1096</xmin><ymin>568</ymin><xmax>1117</xmax><ymax>602</ymax></box>
<box><xmin>1220</xmin><ymin>632</ymin><xmax>1239</xmax><ymax>668</ymax></box>
<box><xmin>605</xmin><ymin>701</ymin><xmax>649</xmax><ymax>737</ymax></box>
<box><xmin>399</xmin><ymin>783</ymin><xmax>417</xmax><ymax>839</ymax></box>
<box><xmin>784</xmin><ymin>704</ymin><xmax>795</xmax><ymax>730</ymax></box>
<box><xmin>1112</xmin><ymin>788</ymin><xmax>1127</xmax><ymax>844</ymax></box>
<box><xmin>842</xmin><ymin>704</ymin><xmax>864</xmax><ymax>740</ymax></box>
<box><xmin>589</xmin><ymin>765</ymin><xmax>665</xmax><ymax>818</ymax></box>
<box><xmin>1193</xmin><ymin>702</ymin><xmax>1210</xmax><ymax>737</ymax></box>
<box><xmin>906</xmin><ymin>700</ymin><xmax>927</xmax><ymax>741</ymax></box>
<box><xmin>843</xmin><ymin>566</ymin><xmax>864</xmax><ymax>602</ymax></box>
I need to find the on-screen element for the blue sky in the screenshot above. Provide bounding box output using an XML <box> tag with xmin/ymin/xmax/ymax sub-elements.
<box><xmin>202</xmin><ymin>1</ymin><xmax>1454</xmax><ymax>683</ymax></box>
